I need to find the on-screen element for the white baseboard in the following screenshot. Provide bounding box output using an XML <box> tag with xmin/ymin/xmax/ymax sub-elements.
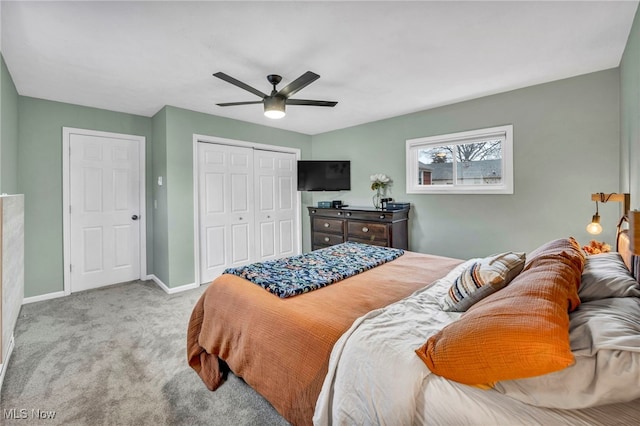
<box><xmin>23</xmin><ymin>291</ymin><xmax>66</xmax><ymax>305</ymax></box>
<box><xmin>0</xmin><ymin>334</ymin><xmax>15</xmax><ymax>396</ymax></box>
<box><xmin>146</xmin><ymin>274</ymin><xmax>199</xmax><ymax>294</ymax></box>
<box><xmin>22</xmin><ymin>276</ymin><xmax>199</xmax><ymax>304</ymax></box>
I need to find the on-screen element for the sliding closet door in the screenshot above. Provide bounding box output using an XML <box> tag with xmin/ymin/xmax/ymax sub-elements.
<box><xmin>254</xmin><ymin>150</ymin><xmax>298</xmax><ymax>261</ymax></box>
<box><xmin>197</xmin><ymin>142</ymin><xmax>300</xmax><ymax>285</ymax></box>
<box><xmin>198</xmin><ymin>143</ymin><xmax>254</xmax><ymax>284</ymax></box>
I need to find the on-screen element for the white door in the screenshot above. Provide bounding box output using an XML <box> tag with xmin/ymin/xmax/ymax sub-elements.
<box><xmin>198</xmin><ymin>143</ymin><xmax>254</xmax><ymax>283</ymax></box>
<box><xmin>69</xmin><ymin>133</ymin><xmax>140</xmax><ymax>292</ymax></box>
<box><xmin>254</xmin><ymin>150</ymin><xmax>297</xmax><ymax>261</ymax></box>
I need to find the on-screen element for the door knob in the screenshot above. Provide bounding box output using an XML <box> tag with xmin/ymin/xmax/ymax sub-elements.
<box><xmin>132</xmin><ymin>215</ymin><xmax>139</xmax><ymax>220</ymax></box>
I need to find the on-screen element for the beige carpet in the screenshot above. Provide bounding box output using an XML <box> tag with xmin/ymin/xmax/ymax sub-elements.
<box><xmin>0</xmin><ymin>280</ymin><xmax>290</xmax><ymax>425</ymax></box>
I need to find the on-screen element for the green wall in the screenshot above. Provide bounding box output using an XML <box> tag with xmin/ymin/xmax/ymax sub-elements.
<box><xmin>6</xmin><ymin>36</ymin><xmax>632</xmax><ymax>296</ymax></box>
<box><xmin>1</xmin><ymin>54</ymin><xmax>18</xmax><ymax>194</ymax></box>
<box><xmin>15</xmin><ymin>98</ymin><xmax>311</xmax><ymax>296</ymax></box>
<box><xmin>17</xmin><ymin>97</ymin><xmax>153</xmax><ymax>297</ymax></box>
<box><xmin>621</xmin><ymin>5</ymin><xmax>640</xmax><ymax>210</ymax></box>
<box><xmin>151</xmin><ymin>107</ymin><xmax>168</xmax><ymax>285</ymax></box>
<box><xmin>310</xmin><ymin>70</ymin><xmax>621</xmax><ymax>259</ymax></box>
<box><xmin>161</xmin><ymin>106</ymin><xmax>312</xmax><ymax>287</ymax></box>
<box><xmin>12</xmin><ymin>67</ymin><xmax>624</xmax><ymax>296</ymax></box>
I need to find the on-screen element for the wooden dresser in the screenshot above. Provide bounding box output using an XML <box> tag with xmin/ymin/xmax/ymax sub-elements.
<box><xmin>308</xmin><ymin>206</ymin><xmax>409</xmax><ymax>251</ymax></box>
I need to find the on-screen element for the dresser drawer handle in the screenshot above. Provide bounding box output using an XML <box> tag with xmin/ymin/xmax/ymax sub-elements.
<box><xmin>311</xmin><ymin>209</ymin><xmax>317</xmax><ymax>214</ymax></box>
<box><xmin>362</xmin><ymin>226</ymin><xmax>369</xmax><ymax>233</ymax></box>
<box><xmin>337</xmin><ymin>212</ymin><xmax>343</xmax><ymax>216</ymax></box>
<box><xmin>324</xmin><ymin>222</ymin><xmax>330</xmax><ymax>228</ymax></box>
<box><xmin>324</xmin><ymin>237</ymin><xmax>330</xmax><ymax>242</ymax></box>
<box><xmin>346</xmin><ymin>212</ymin><xmax>352</xmax><ymax>216</ymax></box>
<box><xmin>379</xmin><ymin>214</ymin><xmax>385</xmax><ymax>219</ymax></box>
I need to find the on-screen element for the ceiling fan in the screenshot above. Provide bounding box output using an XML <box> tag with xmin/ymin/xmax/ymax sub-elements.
<box><xmin>213</xmin><ymin>71</ymin><xmax>338</xmax><ymax>119</ymax></box>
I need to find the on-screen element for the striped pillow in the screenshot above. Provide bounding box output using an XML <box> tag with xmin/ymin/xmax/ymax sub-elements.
<box><xmin>441</xmin><ymin>251</ymin><xmax>526</xmax><ymax>312</ymax></box>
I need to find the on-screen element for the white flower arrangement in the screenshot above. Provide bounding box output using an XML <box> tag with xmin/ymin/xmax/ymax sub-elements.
<box><xmin>370</xmin><ymin>173</ymin><xmax>391</xmax><ymax>191</ymax></box>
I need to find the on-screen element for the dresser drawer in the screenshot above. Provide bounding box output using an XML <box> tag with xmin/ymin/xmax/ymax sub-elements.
<box><xmin>347</xmin><ymin>221</ymin><xmax>388</xmax><ymax>240</ymax></box>
<box><xmin>313</xmin><ymin>232</ymin><xmax>344</xmax><ymax>247</ymax></box>
<box><xmin>341</xmin><ymin>210</ymin><xmax>396</xmax><ymax>222</ymax></box>
<box><xmin>309</xmin><ymin>208</ymin><xmax>349</xmax><ymax>218</ymax></box>
<box><xmin>312</xmin><ymin>217</ymin><xmax>344</xmax><ymax>234</ymax></box>
<box><xmin>347</xmin><ymin>236</ymin><xmax>388</xmax><ymax>247</ymax></box>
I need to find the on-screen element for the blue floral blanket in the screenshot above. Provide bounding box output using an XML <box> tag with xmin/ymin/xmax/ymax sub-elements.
<box><xmin>223</xmin><ymin>242</ymin><xmax>404</xmax><ymax>298</ymax></box>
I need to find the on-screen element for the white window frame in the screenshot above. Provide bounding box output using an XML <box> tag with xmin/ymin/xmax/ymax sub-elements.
<box><xmin>406</xmin><ymin>125</ymin><xmax>513</xmax><ymax>194</ymax></box>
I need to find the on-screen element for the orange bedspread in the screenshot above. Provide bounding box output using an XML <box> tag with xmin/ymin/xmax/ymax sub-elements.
<box><xmin>187</xmin><ymin>250</ymin><xmax>462</xmax><ymax>425</ymax></box>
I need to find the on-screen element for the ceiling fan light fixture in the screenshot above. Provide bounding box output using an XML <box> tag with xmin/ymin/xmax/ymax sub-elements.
<box><xmin>264</xmin><ymin>96</ymin><xmax>286</xmax><ymax>119</ymax></box>
<box><xmin>214</xmin><ymin>71</ymin><xmax>336</xmax><ymax>118</ymax></box>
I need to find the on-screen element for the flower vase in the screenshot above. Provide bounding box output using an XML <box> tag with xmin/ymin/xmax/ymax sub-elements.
<box><xmin>372</xmin><ymin>188</ymin><xmax>382</xmax><ymax>209</ymax></box>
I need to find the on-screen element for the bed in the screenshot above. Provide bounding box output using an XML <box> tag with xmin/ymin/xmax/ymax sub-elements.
<box><xmin>187</xmin><ymin>232</ymin><xmax>640</xmax><ymax>425</ymax></box>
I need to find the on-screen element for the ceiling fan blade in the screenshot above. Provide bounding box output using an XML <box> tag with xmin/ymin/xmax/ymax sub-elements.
<box><xmin>277</xmin><ymin>71</ymin><xmax>320</xmax><ymax>99</ymax></box>
<box><xmin>216</xmin><ymin>101</ymin><xmax>264</xmax><ymax>107</ymax></box>
<box><xmin>213</xmin><ymin>72</ymin><xmax>267</xmax><ymax>98</ymax></box>
<box><xmin>287</xmin><ymin>99</ymin><xmax>338</xmax><ymax>107</ymax></box>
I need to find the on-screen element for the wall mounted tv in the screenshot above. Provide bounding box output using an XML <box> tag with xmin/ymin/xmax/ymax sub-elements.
<box><xmin>297</xmin><ymin>160</ymin><xmax>351</xmax><ymax>191</ymax></box>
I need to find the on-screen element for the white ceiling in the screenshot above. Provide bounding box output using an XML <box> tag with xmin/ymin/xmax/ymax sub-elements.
<box><xmin>2</xmin><ymin>1</ymin><xmax>638</xmax><ymax>135</ymax></box>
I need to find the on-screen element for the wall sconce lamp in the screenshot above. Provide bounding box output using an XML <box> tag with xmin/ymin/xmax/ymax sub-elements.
<box><xmin>586</xmin><ymin>205</ymin><xmax>602</xmax><ymax>235</ymax></box>
<box><xmin>587</xmin><ymin>193</ymin><xmax>630</xmax><ymax>235</ymax></box>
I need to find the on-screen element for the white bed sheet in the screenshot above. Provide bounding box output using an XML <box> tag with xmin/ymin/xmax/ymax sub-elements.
<box><xmin>419</xmin><ymin>374</ymin><xmax>640</xmax><ymax>426</ymax></box>
<box><xmin>313</xmin><ymin>260</ymin><xmax>640</xmax><ymax>426</ymax></box>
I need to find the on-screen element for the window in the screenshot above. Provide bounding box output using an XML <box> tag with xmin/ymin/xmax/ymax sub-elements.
<box><xmin>406</xmin><ymin>125</ymin><xmax>513</xmax><ymax>194</ymax></box>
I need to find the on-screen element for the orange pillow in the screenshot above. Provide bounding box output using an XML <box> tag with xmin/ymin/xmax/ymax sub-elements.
<box><xmin>416</xmin><ymin>238</ymin><xmax>583</xmax><ymax>386</ymax></box>
<box><xmin>525</xmin><ymin>237</ymin><xmax>585</xmax><ymax>275</ymax></box>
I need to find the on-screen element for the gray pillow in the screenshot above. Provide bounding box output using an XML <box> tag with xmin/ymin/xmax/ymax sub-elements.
<box><xmin>579</xmin><ymin>252</ymin><xmax>640</xmax><ymax>302</ymax></box>
<box><xmin>494</xmin><ymin>297</ymin><xmax>640</xmax><ymax>409</ymax></box>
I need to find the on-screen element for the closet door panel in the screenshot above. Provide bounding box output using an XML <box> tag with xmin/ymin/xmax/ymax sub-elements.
<box><xmin>254</xmin><ymin>150</ymin><xmax>297</xmax><ymax>261</ymax></box>
<box><xmin>198</xmin><ymin>143</ymin><xmax>254</xmax><ymax>283</ymax></box>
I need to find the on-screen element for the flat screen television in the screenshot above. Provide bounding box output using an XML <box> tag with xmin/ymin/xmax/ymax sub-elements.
<box><xmin>297</xmin><ymin>160</ymin><xmax>351</xmax><ymax>191</ymax></box>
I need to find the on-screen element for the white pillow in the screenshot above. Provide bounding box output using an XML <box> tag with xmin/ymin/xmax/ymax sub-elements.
<box><xmin>493</xmin><ymin>297</ymin><xmax>640</xmax><ymax>409</ymax></box>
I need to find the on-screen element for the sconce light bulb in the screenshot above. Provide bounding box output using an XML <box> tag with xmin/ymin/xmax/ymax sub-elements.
<box><xmin>586</xmin><ymin>214</ymin><xmax>602</xmax><ymax>235</ymax></box>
